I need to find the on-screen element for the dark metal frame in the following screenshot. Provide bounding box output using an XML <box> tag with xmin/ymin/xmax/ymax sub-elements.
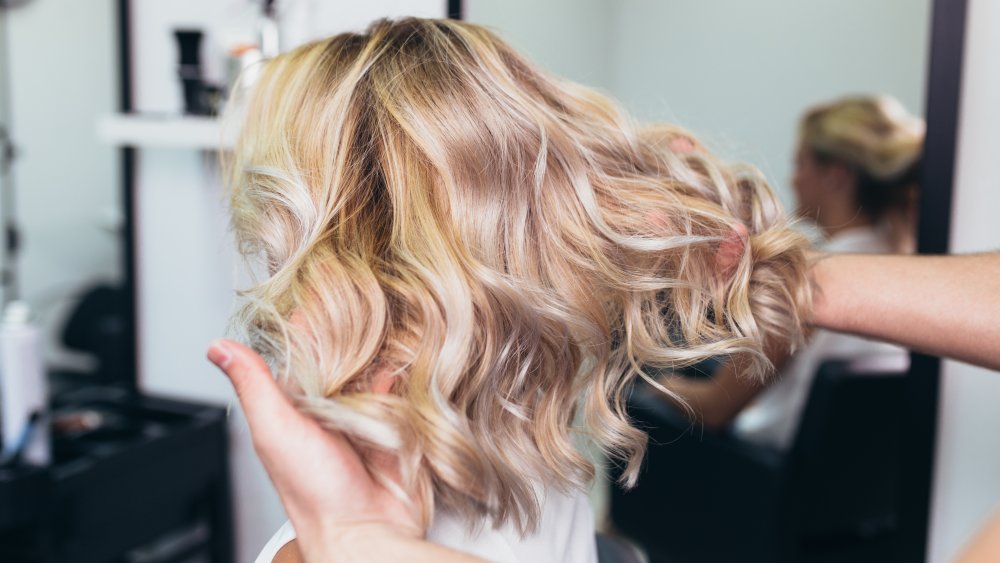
<box><xmin>116</xmin><ymin>0</ymin><xmax>138</xmax><ymax>393</ymax></box>
<box><xmin>900</xmin><ymin>0</ymin><xmax>968</xmax><ymax>560</ymax></box>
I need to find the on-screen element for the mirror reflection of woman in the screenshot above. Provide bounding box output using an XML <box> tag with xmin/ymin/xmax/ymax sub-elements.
<box><xmin>666</xmin><ymin>95</ymin><xmax>925</xmax><ymax>450</ymax></box>
<box><xmin>793</xmin><ymin>95</ymin><xmax>922</xmax><ymax>255</ymax></box>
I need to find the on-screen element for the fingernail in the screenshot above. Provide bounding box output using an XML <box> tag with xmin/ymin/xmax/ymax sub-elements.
<box><xmin>207</xmin><ymin>340</ymin><xmax>233</xmax><ymax>369</ymax></box>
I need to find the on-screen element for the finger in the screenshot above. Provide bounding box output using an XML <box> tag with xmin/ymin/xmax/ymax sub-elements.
<box><xmin>716</xmin><ymin>223</ymin><xmax>749</xmax><ymax>275</ymax></box>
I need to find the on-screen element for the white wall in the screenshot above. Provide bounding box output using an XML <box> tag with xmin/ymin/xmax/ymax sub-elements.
<box><xmin>465</xmin><ymin>0</ymin><xmax>614</xmax><ymax>90</ymax></box>
<box><xmin>607</xmin><ymin>0</ymin><xmax>931</xmax><ymax>206</ymax></box>
<box><xmin>4</xmin><ymin>0</ymin><xmax>121</xmax><ymax>367</ymax></box>
<box><xmin>927</xmin><ymin>0</ymin><xmax>1000</xmax><ymax>560</ymax></box>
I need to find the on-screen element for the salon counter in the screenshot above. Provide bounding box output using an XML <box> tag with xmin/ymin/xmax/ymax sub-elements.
<box><xmin>0</xmin><ymin>387</ymin><xmax>233</xmax><ymax>563</ymax></box>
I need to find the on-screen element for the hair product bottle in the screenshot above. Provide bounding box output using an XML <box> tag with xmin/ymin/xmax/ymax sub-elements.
<box><xmin>0</xmin><ymin>301</ymin><xmax>49</xmax><ymax>465</ymax></box>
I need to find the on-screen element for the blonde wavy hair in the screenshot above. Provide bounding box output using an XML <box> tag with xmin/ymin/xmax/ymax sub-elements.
<box><xmin>225</xmin><ymin>18</ymin><xmax>811</xmax><ymax>533</ymax></box>
<box><xmin>799</xmin><ymin>95</ymin><xmax>924</xmax><ymax>252</ymax></box>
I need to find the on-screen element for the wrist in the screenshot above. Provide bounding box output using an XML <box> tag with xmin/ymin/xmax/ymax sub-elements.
<box><xmin>808</xmin><ymin>251</ymin><xmax>846</xmax><ymax>333</ymax></box>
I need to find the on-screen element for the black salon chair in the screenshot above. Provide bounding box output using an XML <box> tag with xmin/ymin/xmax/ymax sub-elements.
<box><xmin>609</xmin><ymin>359</ymin><xmax>907</xmax><ymax>563</ymax></box>
<box><xmin>597</xmin><ymin>532</ymin><xmax>644</xmax><ymax>563</ymax></box>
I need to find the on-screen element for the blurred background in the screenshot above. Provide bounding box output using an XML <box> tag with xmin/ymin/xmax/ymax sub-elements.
<box><xmin>0</xmin><ymin>1</ymin><xmax>996</xmax><ymax>562</ymax></box>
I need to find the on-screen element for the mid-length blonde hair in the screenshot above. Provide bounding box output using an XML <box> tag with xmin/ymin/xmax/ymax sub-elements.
<box><xmin>799</xmin><ymin>95</ymin><xmax>924</xmax><ymax>252</ymax></box>
<box><xmin>226</xmin><ymin>18</ymin><xmax>811</xmax><ymax>533</ymax></box>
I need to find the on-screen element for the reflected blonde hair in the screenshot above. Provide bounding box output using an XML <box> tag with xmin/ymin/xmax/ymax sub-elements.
<box><xmin>800</xmin><ymin>95</ymin><xmax>924</xmax><ymax>252</ymax></box>
<box><xmin>226</xmin><ymin>18</ymin><xmax>811</xmax><ymax>533</ymax></box>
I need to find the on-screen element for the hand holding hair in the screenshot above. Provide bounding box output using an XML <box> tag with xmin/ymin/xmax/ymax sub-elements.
<box><xmin>206</xmin><ymin>339</ymin><xmax>485</xmax><ymax>563</ymax></box>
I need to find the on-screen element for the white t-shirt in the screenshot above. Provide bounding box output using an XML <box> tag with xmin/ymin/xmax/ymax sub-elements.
<box><xmin>254</xmin><ymin>487</ymin><xmax>598</xmax><ymax>563</ymax></box>
<box><xmin>731</xmin><ymin>226</ymin><xmax>909</xmax><ymax>450</ymax></box>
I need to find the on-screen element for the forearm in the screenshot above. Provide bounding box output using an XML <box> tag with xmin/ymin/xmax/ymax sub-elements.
<box><xmin>664</xmin><ymin>358</ymin><xmax>771</xmax><ymax>429</ymax></box>
<box><xmin>810</xmin><ymin>252</ymin><xmax>1000</xmax><ymax>371</ymax></box>
<box><xmin>665</xmin><ymin>377</ymin><xmax>736</xmax><ymax>429</ymax></box>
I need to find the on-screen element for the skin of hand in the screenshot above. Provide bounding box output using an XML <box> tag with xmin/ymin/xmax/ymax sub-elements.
<box><xmin>206</xmin><ymin>339</ymin><xmax>485</xmax><ymax>563</ymax></box>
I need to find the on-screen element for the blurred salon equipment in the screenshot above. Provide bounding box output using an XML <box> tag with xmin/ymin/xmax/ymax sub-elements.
<box><xmin>174</xmin><ymin>29</ymin><xmax>217</xmax><ymax>116</ymax></box>
<box><xmin>49</xmin><ymin>285</ymin><xmax>130</xmax><ymax>389</ymax></box>
<box><xmin>610</xmin><ymin>360</ymin><xmax>909</xmax><ymax>563</ymax></box>
<box><xmin>0</xmin><ymin>0</ymin><xmax>235</xmax><ymax>560</ymax></box>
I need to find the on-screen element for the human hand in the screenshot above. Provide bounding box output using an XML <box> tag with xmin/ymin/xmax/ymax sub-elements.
<box><xmin>206</xmin><ymin>339</ymin><xmax>423</xmax><ymax>562</ymax></box>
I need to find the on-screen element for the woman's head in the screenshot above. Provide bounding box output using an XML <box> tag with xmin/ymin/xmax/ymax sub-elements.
<box><xmin>226</xmin><ymin>18</ymin><xmax>810</xmax><ymax>533</ymax></box>
<box><xmin>793</xmin><ymin>95</ymin><xmax>924</xmax><ymax>250</ymax></box>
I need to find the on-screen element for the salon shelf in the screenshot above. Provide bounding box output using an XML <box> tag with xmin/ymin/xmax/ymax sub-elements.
<box><xmin>97</xmin><ymin>114</ymin><xmax>233</xmax><ymax>149</ymax></box>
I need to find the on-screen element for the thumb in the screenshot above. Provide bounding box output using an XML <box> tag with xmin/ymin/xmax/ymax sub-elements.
<box><xmin>207</xmin><ymin>339</ymin><xmax>301</xmax><ymax>447</ymax></box>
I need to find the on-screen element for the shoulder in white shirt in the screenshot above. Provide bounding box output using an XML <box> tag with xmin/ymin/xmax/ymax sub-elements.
<box><xmin>254</xmin><ymin>487</ymin><xmax>598</xmax><ymax>563</ymax></box>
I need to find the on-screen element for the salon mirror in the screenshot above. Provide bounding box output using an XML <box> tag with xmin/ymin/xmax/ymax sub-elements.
<box><xmin>470</xmin><ymin>1</ymin><xmax>935</xmax><ymax>562</ymax></box>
